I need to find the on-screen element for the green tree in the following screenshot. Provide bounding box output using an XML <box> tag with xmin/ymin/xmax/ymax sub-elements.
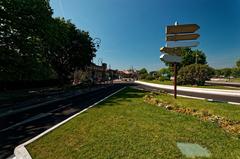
<box><xmin>162</xmin><ymin>48</ymin><xmax>207</xmax><ymax>72</ymax></box>
<box><xmin>0</xmin><ymin>0</ymin><xmax>53</xmax><ymax>81</ymax></box>
<box><xmin>232</xmin><ymin>68</ymin><xmax>240</xmax><ymax>78</ymax></box>
<box><xmin>45</xmin><ymin>18</ymin><xmax>96</xmax><ymax>84</ymax></box>
<box><xmin>221</xmin><ymin>68</ymin><xmax>232</xmax><ymax>79</ymax></box>
<box><xmin>214</xmin><ymin>69</ymin><xmax>223</xmax><ymax>78</ymax></box>
<box><xmin>181</xmin><ymin>48</ymin><xmax>207</xmax><ymax>66</ymax></box>
<box><xmin>158</xmin><ymin>68</ymin><xmax>172</xmax><ymax>80</ymax></box>
<box><xmin>138</xmin><ymin>68</ymin><xmax>148</xmax><ymax>79</ymax></box>
<box><xmin>178</xmin><ymin>64</ymin><xmax>214</xmax><ymax>86</ymax></box>
<box><xmin>236</xmin><ymin>59</ymin><xmax>240</xmax><ymax>68</ymax></box>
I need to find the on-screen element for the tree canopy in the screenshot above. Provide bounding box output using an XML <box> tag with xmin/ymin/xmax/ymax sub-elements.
<box><xmin>181</xmin><ymin>48</ymin><xmax>207</xmax><ymax>66</ymax></box>
<box><xmin>236</xmin><ymin>59</ymin><xmax>240</xmax><ymax>68</ymax></box>
<box><xmin>0</xmin><ymin>0</ymin><xmax>97</xmax><ymax>84</ymax></box>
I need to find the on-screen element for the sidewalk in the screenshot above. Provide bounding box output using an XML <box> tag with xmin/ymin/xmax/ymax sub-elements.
<box><xmin>135</xmin><ymin>81</ymin><xmax>240</xmax><ymax>97</ymax></box>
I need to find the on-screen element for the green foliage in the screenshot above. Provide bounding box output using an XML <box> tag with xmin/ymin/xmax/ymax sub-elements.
<box><xmin>138</xmin><ymin>68</ymin><xmax>148</xmax><ymax>79</ymax></box>
<box><xmin>162</xmin><ymin>48</ymin><xmax>207</xmax><ymax>71</ymax></box>
<box><xmin>44</xmin><ymin>18</ymin><xmax>96</xmax><ymax>83</ymax></box>
<box><xmin>0</xmin><ymin>0</ymin><xmax>53</xmax><ymax>81</ymax></box>
<box><xmin>220</xmin><ymin>68</ymin><xmax>232</xmax><ymax>78</ymax></box>
<box><xmin>0</xmin><ymin>0</ymin><xmax>97</xmax><ymax>85</ymax></box>
<box><xmin>139</xmin><ymin>68</ymin><xmax>148</xmax><ymax>74</ymax></box>
<box><xmin>232</xmin><ymin>68</ymin><xmax>240</xmax><ymax>78</ymax></box>
<box><xmin>145</xmin><ymin>74</ymin><xmax>154</xmax><ymax>80</ymax></box>
<box><xmin>214</xmin><ymin>69</ymin><xmax>223</xmax><ymax>77</ymax></box>
<box><xmin>181</xmin><ymin>48</ymin><xmax>207</xmax><ymax>66</ymax></box>
<box><xmin>178</xmin><ymin>64</ymin><xmax>214</xmax><ymax>86</ymax></box>
<box><xmin>236</xmin><ymin>59</ymin><xmax>240</xmax><ymax>68</ymax></box>
<box><xmin>158</xmin><ymin>68</ymin><xmax>172</xmax><ymax>80</ymax></box>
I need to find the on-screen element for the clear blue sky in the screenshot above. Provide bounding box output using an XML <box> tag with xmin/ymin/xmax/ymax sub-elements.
<box><xmin>50</xmin><ymin>0</ymin><xmax>240</xmax><ymax>71</ymax></box>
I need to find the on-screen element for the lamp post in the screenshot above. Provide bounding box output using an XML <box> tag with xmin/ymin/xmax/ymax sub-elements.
<box><xmin>93</xmin><ymin>38</ymin><xmax>101</xmax><ymax>49</ymax></box>
<box><xmin>91</xmin><ymin>38</ymin><xmax>101</xmax><ymax>84</ymax></box>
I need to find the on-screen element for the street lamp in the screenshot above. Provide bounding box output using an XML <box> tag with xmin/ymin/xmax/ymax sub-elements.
<box><xmin>93</xmin><ymin>38</ymin><xmax>101</xmax><ymax>49</ymax></box>
<box><xmin>91</xmin><ymin>37</ymin><xmax>101</xmax><ymax>84</ymax></box>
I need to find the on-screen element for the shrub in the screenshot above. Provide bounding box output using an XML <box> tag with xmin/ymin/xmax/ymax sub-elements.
<box><xmin>146</xmin><ymin>74</ymin><xmax>154</xmax><ymax>80</ymax></box>
<box><xmin>177</xmin><ymin>64</ymin><xmax>214</xmax><ymax>86</ymax></box>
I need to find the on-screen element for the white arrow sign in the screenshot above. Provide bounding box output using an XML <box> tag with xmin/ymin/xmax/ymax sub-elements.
<box><xmin>166</xmin><ymin>41</ymin><xmax>199</xmax><ymax>48</ymax></box>
<box><xmin>160</xmin><ymin>54</ymin><xmax>182</xmax><ymax>63</ymax></box>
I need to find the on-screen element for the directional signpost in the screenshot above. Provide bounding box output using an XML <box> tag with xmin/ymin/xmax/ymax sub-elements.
<box><xmin>160</xmin><ymin>54</ymin><xmax>182</xmax><ymax>63</ymax></box>
<box><xmin>166</xmin><ymin>41</ymin><xmax>199</xmax><ymax>48</ymax></box>
<box><xmin>160</xmin><ymin>22</ymin><xmax>200</xmax><ymax>98</ymax></box>
<box><xmin>166</xmin><ymin>33</ymin><xmax>199</xmax><ymax>41</ymax></box>
<box><xmin>160</xmin><ymin>47</ymin><xmax>182</xmax><ymax>56</ymax></box>
<box><xmin>166</xmin><ymin>24</ymin><xmax>200</xmax><ymax>34</ymax></box>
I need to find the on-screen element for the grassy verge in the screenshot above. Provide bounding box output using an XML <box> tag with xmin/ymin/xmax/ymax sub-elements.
<box><xmin>27</xmin><ymin>87</ymin><xmax>240</xmax><ymax>159</ymax></box>
<box><xmin>230</xmin><ymin>78</ymin><xmax>240</xmax><ymax>83</ymax></box>
<box><xmin>140</xmin><ymin>79</ymin><xmax>240</xmax><ymax>90</ymax></box>
<box><xmin>153</xmin><ymin>93</ymin><xmax>240</xmax><ymax>121</ymax></box>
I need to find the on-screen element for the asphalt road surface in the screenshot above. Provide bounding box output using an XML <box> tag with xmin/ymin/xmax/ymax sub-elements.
<box><xmin>133</xmin><ymin>83</ymin><xmax>240</xmax><ymax>103</ymax></box>
<box><xmin>0</xmin><ymin>84</ymin><xmax>126</xmax><ymax>159</ymax></box>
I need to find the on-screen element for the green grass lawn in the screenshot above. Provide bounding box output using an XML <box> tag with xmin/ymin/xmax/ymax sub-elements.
<box><xmin>230</xmin><ymin>78</ymin><xmax>240</xmax><ymax>83</ymax></box>
<box><xmin>154</xmin><ymin>93</ymin><xmax>240</xmax><ymax>121</ymax></box>
<box><xmin>141</xmin><ymin>79</ymin><xmax>240</xmax><ymax>90</ymax></box>
<box><xmin>27</xmin><ymin>88</ymin><xmax>240</xmax><ymax>159</ymax></box>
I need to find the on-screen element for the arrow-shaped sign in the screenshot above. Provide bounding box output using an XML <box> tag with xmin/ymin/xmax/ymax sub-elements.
<box><xmin>166</xmin><ymin>33</ymin><xmax>200</xmax><ymax>41</ymax></box>
<box><xmin>166</xmin><ymin>24</ymin><xmax>200</xmax><ymax>34</ymax></box>
<box><xmin>160</xmin><ymin>54</ymin><xmax>182</xmax><ymax>63</ymax></box>
<box><xmin>160</xmin><ymin>47</ymin><xmax>182</xmax><ymax>56</ymax></box>
<box><xmin>166</xmin><ymin>41</ymin><xmax>199</xmax><ymax>48</ymax></box>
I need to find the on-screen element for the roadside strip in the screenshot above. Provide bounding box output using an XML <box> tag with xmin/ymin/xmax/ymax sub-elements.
<box><xmin>13</xmin><ymin>87</ymin><xmax>126</xmax><ymax>159</ymax></box>
<box><xmin>135</xmin><ymin>81</ymin><xmax>240</xmax><ymax>105</ymax></box>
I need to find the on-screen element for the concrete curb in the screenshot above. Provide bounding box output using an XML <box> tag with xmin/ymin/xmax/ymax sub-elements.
<box><xmin>13</xmin><ymin>87</ymin><xmax>126</xmax><ymax>159</ymax></box>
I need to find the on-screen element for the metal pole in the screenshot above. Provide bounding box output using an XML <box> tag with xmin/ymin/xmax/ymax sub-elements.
<box><xmin>173</xmin><ymin>62</ymin><xmax>177</xmax><ymax>99</ymax></box>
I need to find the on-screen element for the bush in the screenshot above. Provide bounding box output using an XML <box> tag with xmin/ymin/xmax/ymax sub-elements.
<box><xmin>140</xmin><ymin>73</ymin><xmax>148</xmax><ymax>79</ymax></box>
<box><xmin>178</xmin><ymin>64</ymin><xmax>214</xmax><ymax>86</ymax></box>
<box><xmin>159</xmin><ymin>76</ymin><xmax>169</xmax><ymax>81</ymax></box>
<box><xmin>145</xmin><ymin>74</ymin><xmax>154</xmax><ymax>80</ymax></box>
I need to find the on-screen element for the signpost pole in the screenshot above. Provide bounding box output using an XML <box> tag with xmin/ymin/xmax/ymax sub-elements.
<box><xmin>173</xmin><ymin>62</ymin><xmax>177</xmax><ymax>99</ymax></box>
<box><xmin>160</xmin><ymin>22</ymin><xmax>200</xmax><ymax>99</ymax></box>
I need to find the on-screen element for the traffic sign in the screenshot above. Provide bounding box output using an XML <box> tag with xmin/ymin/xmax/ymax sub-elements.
<box><xmin>166</xmin><ymin>33</ymin><xmax>200</xmax><ymax>41</ymax></box>
<box><xmin>166</xmin><ymin>41</ymin><xmax>199</xmax><ymax>48</ymax></box>
<box><xmin>166</xmin><ymin>24</ymin><xmax>200</xmax><ymax>34</ymax></box>
<box><xmin>160</xmin><ymin>22</ymin><xmax>200</xmax><ymax>98</ymax></box>
<box><xmin>160</xmin><ymin>47</ymin><xmax>182</xmax><ymax>56</ymax></box>
<box><xmin>160</xmin><ymin>54</ymin><xmax>182</xmax><ymax>63</ymax></box>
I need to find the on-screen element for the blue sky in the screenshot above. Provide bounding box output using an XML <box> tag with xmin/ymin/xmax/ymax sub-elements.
<box><xmin>50</xmin><ymin>0</ymin><xmax>240</xmax><ymax>71</ymax></box>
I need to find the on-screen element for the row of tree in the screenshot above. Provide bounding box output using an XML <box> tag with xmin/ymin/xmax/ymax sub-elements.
<box><xmin>138</xmin><ymin>48</ymin><xmax>240</xmax><ymax>86</ymax></box>
<box><xmin>0</xmin><ymin>0</ymin><xmax>97</xmax><ymax>85</ymax></box>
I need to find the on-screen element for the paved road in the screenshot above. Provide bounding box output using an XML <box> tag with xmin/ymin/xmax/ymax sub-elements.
<box><xmin>206</xmin><ymin>81</ymin><xmax>240</xmax><ymax>87</ymax></box>
<box><xmin>134</xmin><ymin>81</ymin><xmax>240</xmax><ymax>103</ymax></box>
<box><xmin>0</xmin><ymin>84</ymin><xmax>126</xmax><ymax>159</ymax></box>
